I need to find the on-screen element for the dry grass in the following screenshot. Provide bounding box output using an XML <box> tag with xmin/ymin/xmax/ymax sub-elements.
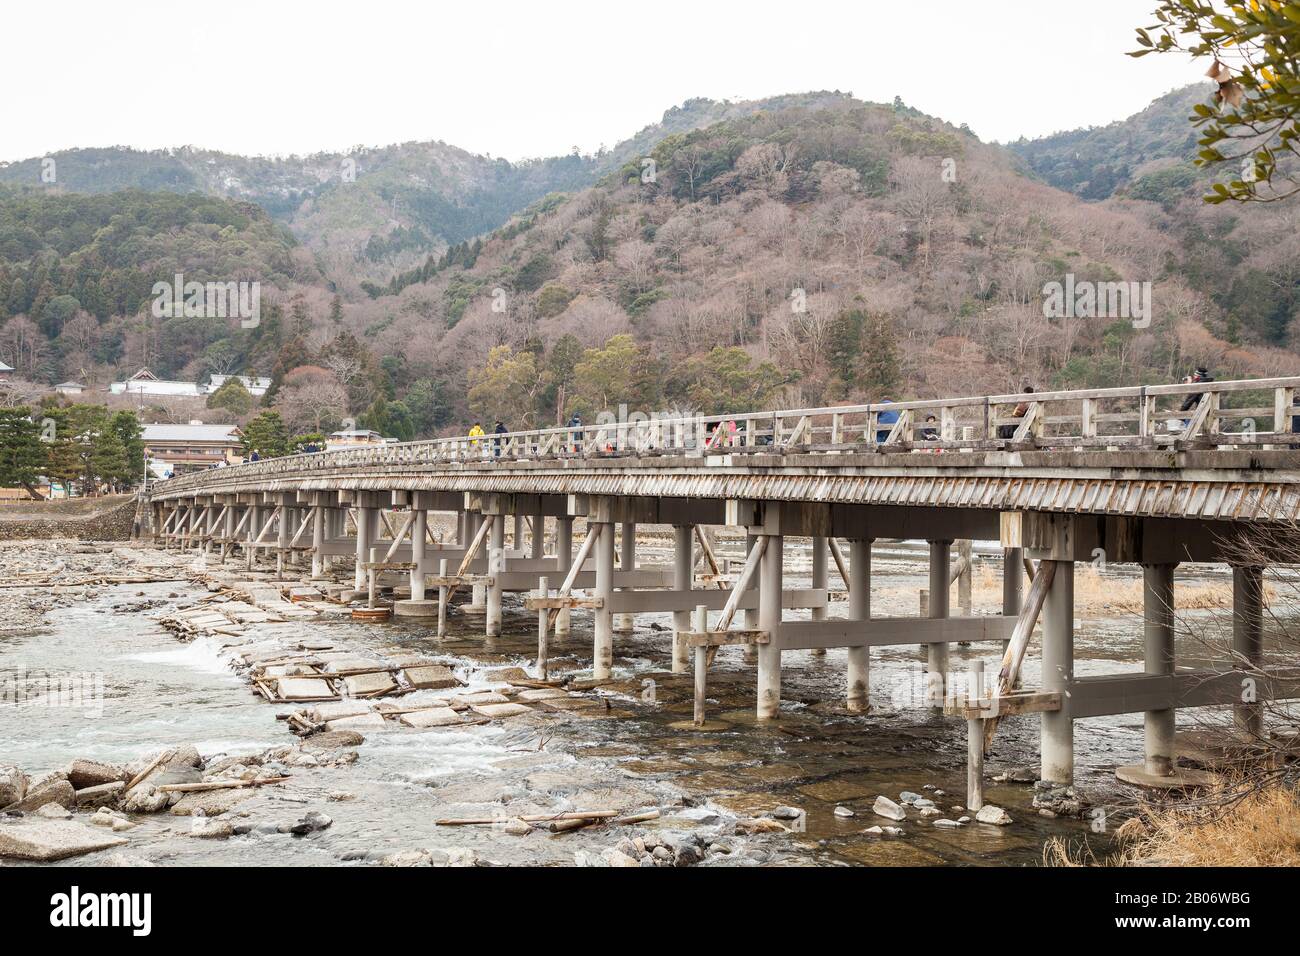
<box><xmin>969</xmin><ymin>564</ymin><xmax>1273</xmax><ymax>614</ymax></box>
<box><xmin>1044</xmin><ymin>782</ymin><xmax>1300</xmax><ymax>867</ymax></box>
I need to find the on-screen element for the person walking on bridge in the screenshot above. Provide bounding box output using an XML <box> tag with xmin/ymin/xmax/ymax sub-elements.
<box><xmin>567</xmin><ymin>413</ymin><xmax>583</xmax><ymax>454</ymax></box>
<box><xmin>998</xmin><ymin>386</ymin><xmax>1034</xmax><ymax>440</ymax></box>
<box><xmin>468</xmin><ymin>422</ymin><xmax>485</xmax><ymax>458</ymax></box>
<box><xmin>875</xmin><ymin>399</ymin><xmax>898</xmax><ymax>444</ymax></box>
<box><xmin>1179</xmin><ymin>367</ymin><xmax>1213</xmax><ymax>430</ymax></box>
<box><xmin>493</xmin><ymin>419</ymin><xmax>507</xmax><ymax>458</ymax></box>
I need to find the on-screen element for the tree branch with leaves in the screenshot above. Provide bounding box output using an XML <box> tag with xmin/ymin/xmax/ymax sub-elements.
<box><xmin>1133</xmin><ymin>1</ymin><xmax>1300</xmax><ymax>203</ymax></box>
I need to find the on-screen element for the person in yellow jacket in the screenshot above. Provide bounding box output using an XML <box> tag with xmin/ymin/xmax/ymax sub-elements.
<box><xmin>468</xmin><ymin>422</ymin><xmax>485</xmax><ymax>447</ymax></box>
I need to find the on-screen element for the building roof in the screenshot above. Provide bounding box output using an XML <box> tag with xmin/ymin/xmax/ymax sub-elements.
<box><xmin>208</xmin><ymin>374</ymin><xmax>272</xmax><ymax>390</ymax></box>
<box><xmin>55</xmin><ymin>381</ymin><xmax>85</xmax><ymax>388</ymax></box>
<box><xmin>141</xmin><ymin>423</ymin><xmax>243</xmax><ymax>444</ymax></box>
<box><xmin>0</xmin><ymin>361</ymin><xmax>13</xmax><ymax>372</ymax></box>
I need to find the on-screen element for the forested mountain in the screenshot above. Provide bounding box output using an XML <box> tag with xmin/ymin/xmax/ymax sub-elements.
<box><xmin>0</xmin><ymin>92</ymin><xmax>854</xmax><ymax>293</ymax></box>
<box><xmin>0</xmin><ymin>89</ymin><xmax>1296</xmax><ymax>445</ymax></box>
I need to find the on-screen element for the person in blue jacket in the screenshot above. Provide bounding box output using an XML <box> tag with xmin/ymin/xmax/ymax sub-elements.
<box><xmin>875</xmin><ymin>399</ymin><xmax>898</xmax><ymax>444</ymax></box>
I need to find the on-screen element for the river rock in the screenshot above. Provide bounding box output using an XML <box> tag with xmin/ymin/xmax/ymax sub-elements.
<box><xmin>302</xmin><ymin>730</ymin><xmax>366</xmax><ymax>751</ymax></box>
<box><xmin>0</xmin><ymin>818</ymin><xmax>128</xmax><ymax>861</ymax></box>
<box><xmin>35</xmin><ymin>802</ymin><xmax>72</xmax><ymax>819</ymax></box>
<box><xmin>834</xmin><ymin>806</ymin><xmax>855</xmax><ymax>818</ymax></box>
<box><xmin>169</xmin><ymin>788</ymin><xmax>255</xmax><ymax>817</ymax></box>
<box><xmin>0</xmin><ymin>766</ymin><xmax>28</xmax><ymax>807</ymax></box>
<box><xmin>283</xmin><ymin>810</ymin><xmax>332</xmax><ymax>835</ymax></box>
<box><xmin>382</xmin><ymin>849</ymin><xmax>432</xmax><ymax>866</ymax></box>
<box><xmin>873</xmin><ymin>796</ymin><xmax>907</xmax><ymax>821</ymax></box>
<box><xmin>975</xmin><ymin>804</ymin><xmax>1013</xmax><ymax>826</ymax></box>
<box><xmin>189</xmin><ymin>817</ymin><xmax>233</xmax><ymax>838</ymax></box>
<box><xmin>932</xmin><ymin>818</ymin><xmax>962</xmax><ymax>828</ymax></box>
<box><xmin>899</xmin><ymin>790</ymin><xmax>924</xmax><ymax>805</ymax></box>
<box><xmin>122</xmin><ymin>785</ymin><xmax>170</xmax><ymax>814</ymax></box>
<box><xmin>5</xmin><ymin>777</ymin><xmax>76</xmax><ymax>812</ymax></box>
<box><xmin>76</xmin><ymin>781</ymin><xmax>126</xmax><ymax>807</ymax></box>
<box><xmin>67</xmin><ymin>759</ymin><xmax>127</xmax><ymax>790</ymax></box>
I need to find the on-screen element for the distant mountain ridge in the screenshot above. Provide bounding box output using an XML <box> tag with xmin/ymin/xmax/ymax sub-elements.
<box><xmin>0</xmin><ymin>92</ymin><xmax>856</xmax><ymax>290</ymax></box>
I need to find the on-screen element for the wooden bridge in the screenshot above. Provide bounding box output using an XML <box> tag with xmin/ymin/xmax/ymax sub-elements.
<box><xmin>148</xmin><ymin>376</ymin><xmax>1300</xmax><ymax>801</ymax></box>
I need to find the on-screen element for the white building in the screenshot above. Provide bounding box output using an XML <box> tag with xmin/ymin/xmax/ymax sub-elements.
<box><xmin>206</xmin><ymin>374</ymin><xmax>272</xmax><ymax>397</ymax></box>
<box><xmin>142</xmin><ymin>421</ymin><xmax>244</xmax><ymax>472</ymax></box>
<box><xmin>110</xmin><ymin>368</ymin><xmax>202</xmax><ymax>398</ymax></box>
<box><xmin>55</xmin><ymin>381</ymin><xmax>86</xmax><ymax>396</ymax></box>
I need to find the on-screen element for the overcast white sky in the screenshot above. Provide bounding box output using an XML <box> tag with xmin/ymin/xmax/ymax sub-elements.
<box><xmin>0</xmin><ymin>0</ymin><xmax>1204</xmax><ymax>163</ymax></box>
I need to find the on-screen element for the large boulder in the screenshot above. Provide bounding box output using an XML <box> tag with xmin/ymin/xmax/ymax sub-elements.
<box><xmin>67</xmin><ymin>759</ymin><xmax>128</xmax><ymax>790</ymax></box>
<box><xmin>0</xmin><ymin>818</ymin><xmax>128</xmax><ymax>862</ymax></box>
<box><xmin>0</xmin><ymin>766</ymin><xmax>27</xmax><ymax>807</ymax></box>
<box><xmin>4</xmin><ymin>778</ymin><xmax>76</xmax><ymax>813</ymax></box>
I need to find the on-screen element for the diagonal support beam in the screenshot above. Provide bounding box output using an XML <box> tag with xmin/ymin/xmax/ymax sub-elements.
<box><xmin>983</xmin><ymin>559</ymin><xmax>1055</xmax><ymax>750</ymax></box>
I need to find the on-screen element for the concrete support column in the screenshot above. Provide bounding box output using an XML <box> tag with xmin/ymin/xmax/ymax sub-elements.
<box><xmin>1232</xmin><ymin>565</ymin><xmax>1265</xmax><ymax>738</ymax></box>
<box><xmin>410</xmin><ymin>509</ymin><xmax>427</xmax><ymax>600</ymax></box>
<box><xmin>809</xmin><ymin>536</ymin><xmax>828</xmax><ymax>657</ymax></box>
<box><xmin>1002</xmin><ymin>546</ymin><xmax>1023</xmax><ymax>664</ymax></box>
<box><xmin>311</xmin><ymin>506</ymin><xmax>325</xmax><ymax>578</ymax></box>
<box><xmin>671</xmin><ymin>525</ymin><xmax>693</xmax><ymax>673</ymax></box>
<box><xmin>222</xmin><ymin>505</ymin><xmax>236</xmax><ymax>564</ymax></box>
<box><xmin>246</xmin><ymin>505</ymin><xmax>259</xmax><ymax>570</ymax></box>
<box><xmin>469</xmin><ymin>512</ymin><xmax>486</xmax><ymax>609</ymax></box>
<box><xmin>742</xmin><ymin>531</ymin><xmax>759</xmax><ymax>665</ymax></box>
<box><xmin>1142</xmin><ymin>563</ymin><xmax>1177</xmax><ymax>776</ymax></box>
<box><xmin>756</xmin><ymin>533</ymin><xmax>783</xmax><ymax>720</ymax></box>
<box><xmin>276</xmin><ymin>505</ymin><xmax>290</xmax><ymax>576</ymax></box>
<box><xmin>486</xmin><ymin>514</ymin><xmax>504</xmax><ymax>637</ymax></box>
<box><xmin>354</xmin><ymin>507</ymin><xmax>375</xmax><ymax>590</ymax></box>
<box><xmin>614</xmin><ymin>522</ymin><xmax>636</xmax><ymax>633</ymax></box>
<box><xmin>1041</xmin><ymin>560</ymin><xmax>1075</xmax><ymax>785</ymax></box>
<box><xmin>847</xmin><ymin>538</ymin><xmax>871</xmax><ymax>711</ymax></box>
<box><xmin>927</xmin><ymin>540</ymin><xmax>952</xmax><ymax>709</ymax></box>
<box><xmin>555</xmin><ymin>517</ymin><xmax>573</xmax><ymax>636</ymax></box>
<box><xmin>530</xmin><ymin>511</ymin><xmax>544</xmax><ymax>560</ymax></box>
<box><xmin>457</xmin><ymin>510</ymin><xmax>468</xmax><ymax>547</ymax></box>
<box><xmin>593</xmin><ymin>522</ymin><xmax>615</xmax><ymax>679</ymax></box>
<box><xmin>513</xmin><ymin>513</ymin><xmax>524</xmax><ymax>551</ymax></box>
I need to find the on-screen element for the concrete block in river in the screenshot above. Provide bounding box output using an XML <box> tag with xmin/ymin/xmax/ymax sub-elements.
<box><xmin>277</xmin><ymin>677</ymin><xmax>335</xmax><ymax>700</ymax></box>
<box><xmin>4</xmin><ymin>778</ymin><xmax>76</xmax><ymax>813</ymax></box>
<box><xmin>399</xmin><ymin>707</ymin><xmax>464</xmax><ymax>728</ymax></box>
<box><xmin>342</xmin><ymin>672</ymin><xmax>397</xmax><ymax>696</ymax></box>
<box><xmin>403</xmin><ymin>665</ymin><xmax>460</xmax><ymax>690</ymax></box>
<box><xmin>325</xmin><ymin>712</ymin><xmax>390</xmax><ymax>733</ymax></box>
<box><xmin>470</xmin><ymin>702</ymin><xmax>532</xmax><ymax>719</ymax></box>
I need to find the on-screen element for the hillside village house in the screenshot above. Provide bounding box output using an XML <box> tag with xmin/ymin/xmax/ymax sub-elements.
<box><xmin>55</xmin><ymin>381</ymin><xmax>86</xmax><ymax>396</ymax></box>
<box><xmin>110</xmin><ymin>367</ymin><xmax>203</xmax><ymax>398</ymax></box>
<box><xmin>142</xmin><ymin>422</ymin><xmax>244</xmax><ymax>473</ymax></box>
<box><xmin>110</xmin><ymin>368</ymin><xmax>272</xmax><ymax>399</ymax></box>
<box><xmin>207</xmin><ymin>374</ymin><xmax>272</xmax><ymax>397</ymax></box>
<box><xmin>0</xmin><ymin>360</ymin><xmax>13</xmax><ymax>381</ymax></box>
<box><xmin>326</xmin><ymin>428</ymin><xmax>388</xmax><ymax>450</ymax></box>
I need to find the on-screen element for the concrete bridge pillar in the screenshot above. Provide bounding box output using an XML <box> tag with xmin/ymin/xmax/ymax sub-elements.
<box><xmin>486</xmin><ymin>511</ymin><xmax>505</xmax><ymax>637</ymax></box>
<box><xmin>222</xmin><ymin>503</ymin><xmax>236</xmax><ymax>565</ymax></box>
<box><xmin>847</xmin><ymin>538</ymin><xmax>871</xmax><ymax>711</ymax></box>
<box><xmin>513</xmin><ymin>513</ymin><xmax>525</xmax><ymax>552</ymax></box>
<box><xmin>809</xmin><ymin>536</ymin><xmax>828</xmax><ymax>657</ymax></box>
<box><xmin>1232</xmin><ymin>565</ymin><xmax>1265</xmax><ymax>738</ymax></box>
<box><xmin>742</xmin><ymin>531</ymin><xmax>759</xmax><ymax>665</ymax></box>
<box><xmin>1142</xmin><ymin>563</ymin><xmax>1177</xmax><ymax>777</ymax></box>
<box><xmin>245</xmin><ymin>504</ymin><xmax>260</xmax><ymax>571</ymax></box>
<box><xmin>554</xmin><ymin>516</ymin><xmax>573</xmax><ymax>636</ymax></box>
<box><xmin>671</xmin><ymin>524</ymin><xmax>693</xmax><ymax>673</ymax></box>
<box><xmin>1002</xmin><ymin>547</ymin><xmax>1023</xmax><ymax>666</ymax></box>
<box><xmin>276</xmin><ymin>504</ymin><xmax>290</xmax><ymax>576</ymax></box>
<box><xmin>311</xmin><ymin>506</ymin><xmax>326</xmax><ymax>579</ymax></box>
<box><xmin>593</xmin><ymin>521</ymin><xmax>615</xmax><ymax>679</ymax></box>
<box><xmin>410</xmin><ymin>509</ymin><xmax>427</xmax><ymax>599</ymax></box>
<box><xmin>1041</xmin><ymin>559</ymin><xmax>1075</xmax><ymax>785</ymax></box>
<box><xmin>927</xmin><ymin>539</ymin><xmax>952</xmax><ymax>710</ymax></box>
<box><xmin>469</xmin><ymin>512</ymin><xmax>486</xmax><ymax>611</ymax></box>
<box><xmin>530</xmin><ymin>510</ymin><xmax>545</xmax><ymax>560</ymax></box>
<box><xmin>354</xmin><ymin>506</ymin><xmax>376</xmax><ymax>590</ymax></box>
<box><xmin>614</xmin><ymin>522</ymin><xmax>636</xmax><ymax>633</ymax></box>
<box><xmin>756</xmin><ymin>533</ymin><xmax>783</xmax><ymax>720</ymax></box>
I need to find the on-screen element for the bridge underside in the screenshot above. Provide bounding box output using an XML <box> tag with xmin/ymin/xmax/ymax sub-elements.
<box><xmin>149</xmin><ymin>450</ymin><xmax>1300</xmax><ymax>795</ymax></box>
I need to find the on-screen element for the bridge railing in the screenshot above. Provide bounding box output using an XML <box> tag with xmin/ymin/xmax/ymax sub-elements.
<box><xmin>156</xmin><ymin>376</ymin><xmax>1300</xmax><ymax>494</ymax></box>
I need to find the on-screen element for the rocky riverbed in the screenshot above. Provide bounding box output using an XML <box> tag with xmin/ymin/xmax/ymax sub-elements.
<box><xmin>2</xmin><ymin>535</ymin><xmax>1258</xmax><ymax>867</ymax></box>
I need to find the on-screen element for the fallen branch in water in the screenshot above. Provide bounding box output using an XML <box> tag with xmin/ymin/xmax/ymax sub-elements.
<box><xmin>156</xmin><ymin>776</ymin><xmax>290</xmax><ymax>794</ymax></box>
